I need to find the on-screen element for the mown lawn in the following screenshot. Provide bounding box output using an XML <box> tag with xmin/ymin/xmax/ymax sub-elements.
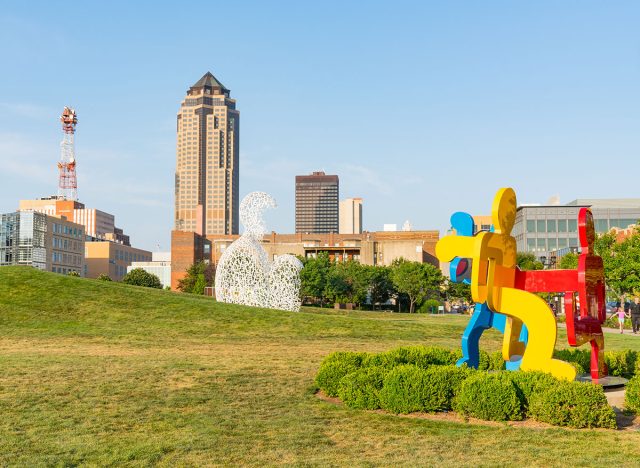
<box><xmin>0</xmin><ymin>266</ymin><xmax>639</xmax><ymax>466</ymax></box>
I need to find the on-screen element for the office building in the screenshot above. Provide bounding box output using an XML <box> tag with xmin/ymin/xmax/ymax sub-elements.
<box><xmin>339</xmin><ymin>198</ymin><xmax>363</xmax><ymax>234</ymax></box>
<box><xmin>175</xmin><ymin>71</ymin><xmax>240</xmax><ymax>236</ymax></box>
<box><xmin>85</xmin><ymin>241</ymin><xmax>152</xmax><ymax>281</ymax></box>
<box><xmin>128</xmin><ymin>252</ymin><xmax>171</xmax><ymax>288</ymax></box>
<box><xmin>19</xmin><ymin>196</ymin><xmax>127</xmax><ymax>244</ymax></box>
<box><xmin>0</xmin><ymin>211</ymin><xmax>85</xmax><ymax>275</ymax></box>
<box><xmin>295</xmin><ymin>171</ymin><xmax>339</xmax><ymax>234</ymax></box>
<box><xmin>513</xmin><ymin>198</ymin><xmax>640</xmax><ymax>261</ymax></box>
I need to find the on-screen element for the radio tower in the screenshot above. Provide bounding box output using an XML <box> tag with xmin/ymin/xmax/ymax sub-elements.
<box><xmin>58</xmin><ymin>106</ymin><xmax>78</xmax><ymax>200</ymax></box>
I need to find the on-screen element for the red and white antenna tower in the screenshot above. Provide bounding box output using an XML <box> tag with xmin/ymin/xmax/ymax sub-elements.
<box><xmin>58</xmin><ymin>106</ymin><xmax>78</xmax><ymax>200</ymax></box>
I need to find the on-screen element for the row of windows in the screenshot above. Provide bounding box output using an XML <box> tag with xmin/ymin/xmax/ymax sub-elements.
<box><xmin>52</xmin><ymin>223</ymin><xmax>83</xmax><ymax>238</ymax></box>
<box><xmin>115</xmin><ymin>250</ymin><xmax>150</xmax><ymax>262</ymax></box>
<box><xmin>525</xmin><ymin>237</ymin><xmax>579</xmax><ymax>252</ymax></box>
<box><xmin>52</xmin><ymin>266</ymin><xmax>80</xmax><ymax>275</ymax></box>
<box><xmin>52</xmin><ymin>236</ymin><xmax>82</xmax><ymax>252</ymax></box>
<box><xmin>52</xmin><ymin>251</ymin><xmax>82</xmax><ymax>266</ymax></box>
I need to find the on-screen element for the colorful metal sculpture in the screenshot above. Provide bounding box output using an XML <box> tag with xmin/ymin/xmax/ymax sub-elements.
<box><xmin>437</xmin><ymin>188</ymin><xmax>577</xmax><ymax>381</ymax></box>
<box><xmin>449</xmin><ymin>211</ymin><xmax>528</xmax><ymax>370</ymax></box>
<box><xmin>513</xmin><ymin>207</ymin><xmax>607</xmax><ymax>380</ymax></box>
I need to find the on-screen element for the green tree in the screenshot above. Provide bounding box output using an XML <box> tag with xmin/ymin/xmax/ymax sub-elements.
<box><xmin>391</xmin><ymin>259</ymin><xmax>445</xmax><ymax>313</ymax></box>
<box><xmin>178</xmin><ymin>261</ymin><xmax>215</xmax><ymax>294</ymax></box>
<box><xmin>558</xmin><ymin>252</ymin><xmax>578</xmax><ymax>270</ymax></box>
<box><xmin>324</xmin><ymin>260</ymin><xmax>370</xmax><ymax>306</ymax></box>
<box><xmin>122</xmin><ymin>268</ymin><xmax>162</xmax><ymax>289</ymax></box>
<box><xmin>368</xmin><ymin>266</ymin><xmax>395</xmax><ymax>310</ymax></box>
<box><xmin>516</xmin><ymin>252</ymin><xmax>544</xmax><ymax>271</ymax></box>
<box><xmin>299</xmin><ymin>252</ymin><xmax>331</xmax><ymax>306</ymax></box>
<box><xmin>445</xmin><ymin>279</ymin><xmax>472</xmax><ymax>304</ymax></box>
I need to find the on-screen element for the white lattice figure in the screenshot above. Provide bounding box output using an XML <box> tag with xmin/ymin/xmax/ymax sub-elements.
<box><xmin>215</xmin><ymin>192</ymin><xmax>303</xmax><ymax>311</ymax></box>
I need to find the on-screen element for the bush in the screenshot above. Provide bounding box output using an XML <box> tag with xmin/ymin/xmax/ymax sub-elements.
<box><xmin>454</xmin><ymin>372</ymin><xmax>523</xmax><ymax>421</ymax></box>
<box><xmin>122</xmin><ymin>268</ymin><xmax>162</xmax><ymax>289</ymax></box>
<box><xmin>67</xmin><ymin>270</ymin><xmax>80</xmax><ymax>277</ymax></box>
<box><xmin>506</xmin><ymin>371</ymin><xmax>559</xmax><ymax>415</ymax></box>
<box><xmin>477</xmin><ymin>350</ymin><xmax>505</xmax><ymax>371</ymax></box>
<box><xmin>529</xmin><ymin>381</ymin><xmax>616</xmax><ymax>429</ymax></box>
<box><xmin>417</xmin><ymin>299</ymin><xmax>441</xmax><ymax>314</ymax></box>
<box><xmin>379</xmin><ymin>364</ymin><xmax>474</xmax><ymax>414</ymax></box>
<box><xmin>316</xmin><ymin>351</ymin><xmax>368</xmax><ymax>397</ymax></box>
<box><xmin>338</xmin><ymin>366</ymin><xmax>388</xmax><ymax>410</ymax></box>
<box><xmin>605</xmin><ymin>350</ymin><xmax>638</xmax><ymax>378</ymax></box>
<box><xmin>625</xmin><ymin>375</ymin><xmax>640</xmax><ymax>413</ymax></box>
<box><xmin>365</xmin><ymin>346</ymin><xmax>458</xmax><ymax>369</ymax></box>
<box><xmin>97</xmin><ymin>274</ymin><xmax>112</xmax><ymax>281</ymax></box>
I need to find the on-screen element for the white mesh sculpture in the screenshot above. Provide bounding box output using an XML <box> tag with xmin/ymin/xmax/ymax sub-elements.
<box><xmin>214</xmin><ymin>192</ymin><xmax>303</xmax><ymax>311</ymax></box>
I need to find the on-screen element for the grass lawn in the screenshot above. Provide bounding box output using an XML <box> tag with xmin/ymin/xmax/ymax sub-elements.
<box><xmin>0</xmin><ymin>266</ymin><xmax>639</xmax><ymax>466</ymax></box>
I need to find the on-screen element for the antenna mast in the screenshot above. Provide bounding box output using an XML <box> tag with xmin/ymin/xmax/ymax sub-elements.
<box><xmin>58</xmin><ymin>106</ymin><xmax>78</xmax><ymax>200</ymax></box>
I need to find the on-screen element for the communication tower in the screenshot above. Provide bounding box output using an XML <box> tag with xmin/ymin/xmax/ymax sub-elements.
<box><xmin>58</xmin><ymin>106</ymin><xmax>78</xmax><ymax>200</ymax></box>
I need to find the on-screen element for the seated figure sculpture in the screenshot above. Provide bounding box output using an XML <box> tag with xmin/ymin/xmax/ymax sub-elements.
<box><xmin>214</xmin><ymin>192</ymin><xmax>303</xmax><ymax>312</ymax></box>
<box><xmin>437</xmin><ymin>188</ymin><xmax>577</xmax><ymax>381</ymax></box>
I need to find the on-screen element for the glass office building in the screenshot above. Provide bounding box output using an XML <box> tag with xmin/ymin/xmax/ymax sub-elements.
<box><xmin>513</xmin><ymin>199</ymin><xmax>640</xmax><ymax>260</ymax></box>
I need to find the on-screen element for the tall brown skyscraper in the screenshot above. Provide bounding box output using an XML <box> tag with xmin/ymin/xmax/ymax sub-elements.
<box><xmin>295</xmin><ymin>171</ymin><xmax>339</xmax><ymax>234</ymax></box>
<box><xmin>175</xmin><ymin>72</ymin><xmax>239</xmax><ymax>235</ymax></box>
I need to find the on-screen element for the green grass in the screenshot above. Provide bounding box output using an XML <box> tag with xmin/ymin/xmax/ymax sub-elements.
<box><xmin>0</xmin><ymin>265</ymin><xmax>639</xmax><ymax>466</ymax></box>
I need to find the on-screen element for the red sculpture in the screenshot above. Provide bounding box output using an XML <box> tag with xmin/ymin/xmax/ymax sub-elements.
<box><xmin>514</xmin><ymin>208</ymin><xmax>607</xmax><ymax>380</ymax></box>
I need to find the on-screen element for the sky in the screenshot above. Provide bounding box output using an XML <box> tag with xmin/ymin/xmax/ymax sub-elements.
<box><xmin>1</xmin><ymin>1</ymin><xmax>639</xmax><ymax>252</ymax></box>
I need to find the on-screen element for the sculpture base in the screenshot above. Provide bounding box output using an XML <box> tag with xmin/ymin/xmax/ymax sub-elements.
<box><xmin>576</xmin><ymin>374</ymin><xmax>628</xmax><ymax>389</ymax></box>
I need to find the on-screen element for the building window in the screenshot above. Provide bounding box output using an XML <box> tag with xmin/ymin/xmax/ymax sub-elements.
<box><xmin>558</xmin><ymin>219</ymin><xmax>567</xmax><ymax>232</ymax></box>
<box><xmin>526</xmin><ymin>220</ymin><xmax>535</xmax><ymax>232</ymax></box>
<box><xmin>546</xmin><ymin>220</ymin><xmax>556</xmax><ymax>232</ymax></box>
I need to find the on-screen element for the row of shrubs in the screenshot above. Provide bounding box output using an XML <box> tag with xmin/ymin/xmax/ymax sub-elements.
<box><xmin>316</xmin><ymin>345</ymin><xmax>626</xmax><ymax>429</ymax></box>
<box><xmin>552</xmin><ymin>348</ymin><xmax>639</xmax><ymax>378</ymax></box>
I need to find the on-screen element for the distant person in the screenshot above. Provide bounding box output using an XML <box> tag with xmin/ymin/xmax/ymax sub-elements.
<box><xmin>630</xmin><ymin>297</ymin><xmax>640</xmax><ymax>334</ymax></box>
<box><xmin>613</xmin><ymin>306</ymin><xmax>630</xmax><ymax>334</ymax></box>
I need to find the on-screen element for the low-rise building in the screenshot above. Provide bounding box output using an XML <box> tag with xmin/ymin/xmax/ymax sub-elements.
<box><xmin>128</xmin><ymin>252</ymin><xmax>171</xmax><ymax>288</ymax></box>
<box><xmin>0</xmin><ymin>211</ymin><xmax>85</xmax><ymax>275</ymax></box>
<box><xmin>170</xmin><ymin>228</ymin><xmax>439</xmax><ymax>290</ymax></box>
<box><xmin>85</xmin><ymin>241</ymin><xmax>152</xmax><ymax>281</ymax></box>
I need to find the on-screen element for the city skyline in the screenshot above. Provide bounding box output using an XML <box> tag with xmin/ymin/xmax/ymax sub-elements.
<box><xmin>1</xmin><ymin>2</ymin><xmax>639</xmax><ymax>251</ymax></box>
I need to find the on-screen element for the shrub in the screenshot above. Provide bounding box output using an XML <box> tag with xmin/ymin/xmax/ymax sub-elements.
<box><xmin>316</xmin><ymin>351</ymin><xmax>368</xmax><ymax>397</ymax></box>
<box><xmin>379</xmin><ymin>364</ymin><xmax>472</xmax><ymax>413</ymax></box>
<box><xmin>379</xmin><ymin>364</ymin><xmax>474</xmax><ymax>414</ymax></box>
<box><xmin>506</xmin><ymin>371</ymin><xmax>559</xmax><ymax>415</ymax></box>
<box><xmin>122</xmin><ymin>268</ymin><xmax>162</xmax><ymax>289</ymax></box>
<box><xmin>67</xmin><ymin>270</ymin><xmax>80</xmax><ymax>277</ymax></box>
<box><xmin>417</xmin><ymin>299</ymin><xmax>441</xmax><ymax>314</ymax></box>
<box><xmin>625</xmin><ymin>375</ymin><xmax>640</xmax><ymax>413</ymax></box>
<box><xmin>365</xmin><ymin>346</ymin><xmax>458</xmax><ymax>369</ymax></box>
<box><xmin>529</xmin><ymin>381</ymin><xmax>616</xmax><ymax>429</ymax></box>
<box><xmin>338</xmin><ymin>366</ymin><xmax>388</xmax><ymax>410</ymax></box>
<box><xmin>477</xmin><ymin>350</ymin><xmax>505</xmax><ymax>371</ymax></box>
<box><xmin>97</xmin><ymin>274</ymin><xmax>112</xmax><ymax>281</ymax></box>
<box><xmin>605</xmin><ymin>350</ymin><xmax>638</xmax><ymax>378</ymax></box>
<box><xmin>453</xmin><ymin>372</ymin><xmax>523</xmax><ymax>421</ymax></box>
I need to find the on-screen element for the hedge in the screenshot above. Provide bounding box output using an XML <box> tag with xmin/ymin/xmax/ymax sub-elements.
<box><xmin>338</xmin><ymin>366</ymin><xmax>388</xmax><ymax>410</ymax></box>
<box><xmin>625</xmin><ymin>375</ymin><xmax>640</xmax><ymax>413</ymax></box>
<box><xmin>454</xmin><ymin>372</ymin><xmax>523</xmax><ymax>421</ymax></box>
<box><xmin>506</xmin><ymin>371</ymin><xmax>559</xmax><ymax>416</ymax></box>
<box><xmin>316</xmin><ymin>351</ymin><xmax>368</xmax><ymax>397</ymax></box>
<box><xmin>529</xmin><ymin>381</ymin><xmax>617</xmax><ymax>429</ymax></box>
<box><xmin>364</xmin><ymin>346</ymin><xmax>460</xmax><ymax>369</ymax></box>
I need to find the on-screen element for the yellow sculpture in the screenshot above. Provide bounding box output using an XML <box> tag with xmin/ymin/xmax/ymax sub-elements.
<box><xmin>436</xmin><ymin>188</ymin><xmax>576</xmax><ymax>381</ymax></box>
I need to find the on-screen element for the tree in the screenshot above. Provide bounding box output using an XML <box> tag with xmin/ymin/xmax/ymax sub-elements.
<box><xmin>368</xmin><ymin>266</ymin><xmax>395</xmax><ymax>310</ymax></box>
<box><xmin>178</xmin><ymin>261</ymin><xmax>215</xmax><ymax>294</ymax></box>
<box><xmin>122</xmin><ymin>268</ymin><xmax>162</xmax><ymax>289</ymax></box>
<box><xmin>445</xmin><ymin>279</ymin><xmax>472</xmax><ymax>304</ymax></box>
<box><xmin>558</xmin><ymin>252</ymin><xmax>578</xmax><ymax>270</ymax></box>
<box><xmin>597</xmin><ymin>229</ymin><xmax>640</xmax><ymax>298</ymax></box>
<box><xmin>516</xmin><ymin>252</ymin><xmax>544</xmax><ymax>271</ymax></box>
<box><xmin>299</xmin><ymin>252</ymin><xmax>331</xmax><ymax>306</ymax></box>
<box><xmin>391</xmin><ymin>259</ymin><xmax>445</xmax><ymax>313</ymax></box>
<box><xmin>324</xmin><ymin>260</ymin><xmax>370</xmax><ymax>306</ymax></box>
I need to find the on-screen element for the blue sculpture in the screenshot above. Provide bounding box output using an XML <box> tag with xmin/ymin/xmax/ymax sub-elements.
<box><xmin>449</xmin><ymin>212</ymin><xmax>528</xmax><ymax>370</ymax></box>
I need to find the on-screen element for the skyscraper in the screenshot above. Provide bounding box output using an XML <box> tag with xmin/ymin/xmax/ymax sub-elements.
<box><xmin>175</xmin><ymin>71</ymin><xmax>240</xmax><ymax>236</ymax></box>
<box><xmin>295</xmin><ymin>171</ymin><xmax>339</xmax><ymax>234</ymax></box>
<box><xmin>339</xmin><ymin>198</ymin><xmax>363</xmax><ymax>234</ymax></box>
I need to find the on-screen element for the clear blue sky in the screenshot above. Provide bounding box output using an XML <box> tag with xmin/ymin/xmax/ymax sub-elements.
<box><xmin>1</xmin><ymin>1</ymin><xmax>639</xmax><ymax>251</ymax></box>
